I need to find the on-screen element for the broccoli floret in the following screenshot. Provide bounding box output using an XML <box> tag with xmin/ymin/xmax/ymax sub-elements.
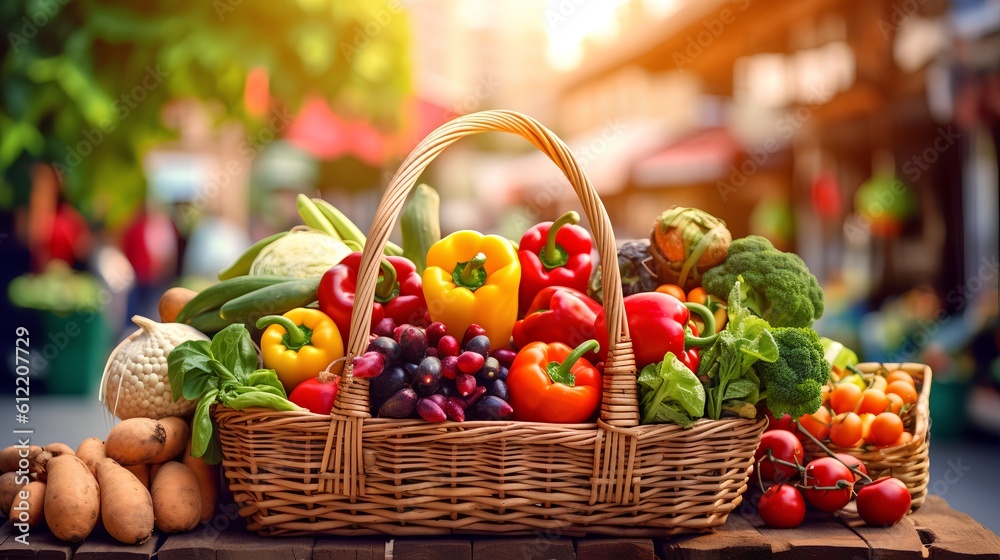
<box><xmin>754</xmin><ymin>327</ymin><xmax>830</xmax><ymax>419</ymax></box>
<box><xmin>702</xmin><ymin>235</ymin><xmax>824</xmax><ymax>328</ymax></box>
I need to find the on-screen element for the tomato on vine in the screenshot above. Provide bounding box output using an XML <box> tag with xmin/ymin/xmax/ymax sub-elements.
<box><xmin>755</xmin><ymin>430</ymin><xmax>804</xmax><ymax>482</ymax></box>
<box><xmin>758</xmin><ymin>483</ymin><xmax>806</xmax><ymax>528</ymax></box>
<box><xmin>801</xmin><ymin>457</ymin><xmax>854</xmax><ymax>512</ymax></box>
<box><xmin>856</xmin><ymin>477</ymin><xmax>911</xmax><ymax>526</ymax></box>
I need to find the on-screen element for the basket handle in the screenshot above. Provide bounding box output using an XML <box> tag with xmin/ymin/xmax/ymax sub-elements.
<box><xmin>345</xmin><ymin>110</ymin><xmax>631</xmax><ymax>375</ymax></box>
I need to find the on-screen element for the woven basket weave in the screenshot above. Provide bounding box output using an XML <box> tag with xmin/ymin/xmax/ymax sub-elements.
<box><xmin>215</xmin><ymin>110</ymin><xmax>765</xmax><ymax>537</ymax></box>
<box><xmin>803</xmin><ymin>362</ymin><xmax>931</xmax><ymax>510</ymax></box>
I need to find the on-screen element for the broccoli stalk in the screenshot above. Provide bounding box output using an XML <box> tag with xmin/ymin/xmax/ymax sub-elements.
<box><xmin>754</xmin><ymin>327</ymin><xmax>831</xmax><ymax>419</ymax></box>
<box><xmin>702</xmin><ymin>236</ymin><xmax>824</xmax><ymax>328</ymax></box>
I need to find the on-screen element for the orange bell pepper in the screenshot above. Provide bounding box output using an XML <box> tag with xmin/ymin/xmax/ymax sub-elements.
<box><xmin>507</xmin><ymin>340</ymin><xmax>602</xmax><ymax>423</ymax></box>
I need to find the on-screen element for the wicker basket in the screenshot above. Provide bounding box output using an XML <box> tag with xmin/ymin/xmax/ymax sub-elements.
<box><xmin>215</xmin><ymin>110</ymin><xmax>766</xmax><ymax>537</ymax></box>
<box><xmin>803</xmin><ymin>362</ymin><xmax>931</xmax><ymax>509</ymax></box>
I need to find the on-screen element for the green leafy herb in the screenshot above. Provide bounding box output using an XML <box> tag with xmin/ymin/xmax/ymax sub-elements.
<box><xmin>698</xmin><ymin>277</ymin><xmax>778</xmax><ymax>420</ymax></box>
<box><xmin>167</xmin><ymin>324</ymin><xmax>304</xmax><ymax>464</ymax></box>
<box><xmin>637</xmin><ymin>352</ymin><xmax>705</xmax><ymax>427</ymax></box>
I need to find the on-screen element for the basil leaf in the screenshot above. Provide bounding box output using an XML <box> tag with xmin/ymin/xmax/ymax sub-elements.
<box><xmin>201</xmin><ymin>424</ymin><xmax>223</xmax><ymax>465</ymax></box>
<box><xmin>191</xmin><ymin>388</ymin><xmax>219</xmax><ymax>459</ymax></box>
<box><xmin>182</xmin><ymin>369</ymin><xmax>218</xmax><ymax>401</ymax></box>
<box><xmin>167</xmin><ymin>340</ymin><xmax>213</xmax><ymax>401</ymax></box>
<box><xmin>223</xmin><ymin>390</ymin><xmax>304</xmax><ymax>412</ymax></box>
<box><xmin>210</xmin><ymin>324</ymin><xmax>258</xmax><ymax>380</ymax></box>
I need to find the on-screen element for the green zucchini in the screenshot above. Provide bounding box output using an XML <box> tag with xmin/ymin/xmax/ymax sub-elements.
<box><xmin>175</xmin><ymin>276</ymin><xmax>297</xmax><ymax>324</ymax></box>
<box><xmin>219</xmin><ymin>277</ymin><xmax>321</xmax><ymax>323</ymax></box>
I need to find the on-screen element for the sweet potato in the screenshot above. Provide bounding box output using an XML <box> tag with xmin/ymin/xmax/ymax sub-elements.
<box><xmin>76</xmin><ymin>438</ymin><xmax>106</xmax><ymax>477</ymax></box>
<box><xmin>0</xmin><ymin>445</ymin><xmax>40</xmax><ymax>473</ymax></box>
<box><xmin>148</xmin><ymin>417</ymin><xmax>190</xmax><ymax>464</ymax></box>
<box><xmin>28</xmin><ymin>449</ymin><xmax>52</xmax><ymax>481</ymax></box>
<box><xmin>96</xmin><ymin>458</ymin><xmax>154</xmax><ymax>545</ymax></box>
<box><xmin>44</xmin><ymin>455</ymin><xmax>99</xmax><ymax>542</ymax></box>
<box><xmin>9</xmin><ymin>480</ymin><xmax>45</xmax><ymax>528</ymax></box>
<box><xmin>44</xmin><ymin>443</ymin><xmax>75</xmax><ymax>457</ymax></box>
<box><xmin>159</xmin><ymin>287</ymin><xmax>197</xmax><ymax>323</ymax></box>
<box><xmin>151</xmin><ymin>462</ymin><xmax>201</xmax><ymax>533</ymax></box>
<box><xmin>182</xmin><ymin>439</ymin><xmax>219</xmax><ymax>523</ymax></box>
<box><xmin>125</xmin><ymin>463</ymin><xmax>151</xmax><ymax>489</ymax></box>
<box><xmin>106</xmin><ymin>418</ymin><xmax>167</xmax><ymax>466</ymax></box>
<box><xmin>0</xmin><ymin>471</ymin><xmax>26</xmax><ymax>517</ymax></box>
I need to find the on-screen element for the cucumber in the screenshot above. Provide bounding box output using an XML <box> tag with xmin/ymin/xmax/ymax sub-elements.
<box><xmin>186</xmin><ymin>309</ymin><xmax>233</xmax><ymax>335</ymax></box>
<box><xmin>175</xmin><ymin>276</ymin><xmax>297</xmax><ymax>324</ymax></box>
<box><xmin>400</xmin><ymin>183</ymin><xmax>441</xmax><ymax>274</ymax></box>
<box><xmin>219</xmin><ymin>277</ymin><xmax>321</xmax><ymax>324</ymax></box>
<box><xmin>218</xmin><ymin>231</ymin><xmax>289</xmax><ymax>281</ymax></box>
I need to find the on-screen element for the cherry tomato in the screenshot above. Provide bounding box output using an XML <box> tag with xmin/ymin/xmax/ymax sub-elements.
<box><xmin>830</xmin><ymin>412</ymin><xmax>863</xmax><ymax>448</ymax></box>
<box><xmin>656</xmin><ymin>284</ymin><xmax>687</xmax><ymax>301</ymax></box>
<box><xmin>856</xmin><ymin>477</ymin><xmax>911</xmax><ymax>526</ymax></box>
<box><xmin>797</xmin><ymin>407</ymin><xmax>831</xmax><ymax>443</ymax></box>
<box><xmin>830</xmin><ymin>383</ymin><xmax>862</xmax><ymax>414</ymax></box>
<box><xmin>886</xmin><ymin>370</ymin><xmax>915</xmax><ymax>388</ymax></box>
<box><xmin>758</xmin><ymin>483</ymin><xmax>806</xmax><ymax>528</ymax></box>
<box><xmin>858</xmin><ymin>389</ymin><xmax>889</xmax><ymax>415</ymax></box>
<box><xmin>870</xmin><ymin>412</ymin><xmax>904</xmax><ymax>447</ymax></box>
<box><xmin>833</xmin><ymin>453</ymin><xmax>867</xmax><ymax>481</ymax></box>
<box><xmin>802</xmin><ymin>457</ymin><xmax>854</xmax><ymax>512</ymax></box>
<box><xmin>887</xmin><ymin>380</ymin><xmax>918</xmax><ymax>405</ymax></box>
<box><xmin>755</xmin><ymin>430</ymin><xmax>804</xmax><ymax>482</ymax></box>
<box><xmin>765</xmin><ymin>409</ymin><xmax>796</xmax><ymax>432</ymax></box>
<box><xmin>858</xmin><ymin>413</ymin><xmax>876</xmax><ymax>444</ymax></box>
<box><xmin>886</xmin><ymin>392</ymin><xmax>904</xmax><ymax>415</ymax></box>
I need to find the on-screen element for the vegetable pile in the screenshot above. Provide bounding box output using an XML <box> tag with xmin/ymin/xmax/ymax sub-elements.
<box><xmin>38</xmin><ymin>185</ymin><xmax>928</xmax><ymax>546</ymax></box>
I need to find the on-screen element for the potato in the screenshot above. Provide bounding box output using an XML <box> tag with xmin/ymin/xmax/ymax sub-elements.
<box><xmin>44</xmin><ymin>443</ymin><xmax>75</xmax><ymax>457</ymax></box>
<box><xmin>106</xmin><ymin>418</ymin><xmax>167</xmax><ymax>466</ymax></box>
<box><xmin>183</xmin><ymin>440</ymin><xmax>219</xmax><ymax>523</ymax></box>
<box><xmin>148</xmin><ymin>417</ymin><xmax>190</xmax><ymax>464</ymax></box>
<box><xmin>96</xmin><ymin>458</ymin><xmax>154</xmax><ymax>545</ymax></box>
<box><xmin>9</xmin><ymin>480</ymin><xmax>45</xmax><ymax>528</ymax></box>
<box><xmin>151</xmin><ymin>462</ymin><xmax>201</xmax><ymax>533</ymax></box>
<box><xmin>44</xmin><ymin>455</ymin><xmax>99</xmax><ymax>542</ymax></box>
<box><xmin>0</xmin><ymin>471</ymin><xmax>27</xmax><ymax>517</ymax></box>
<box><xmin>76</xmin><ymin>438</ymin><xmax>106</xmax><ymax>477</ymax></box>
<box><xmin>125</xmin><ymin>463</ymin><xmax>151</xmax><ymax>489</ymax></box>
<box><xmin>159</xmin><ymin>287</ymin><xmax>197</xmax><ymax>323</ymax></box>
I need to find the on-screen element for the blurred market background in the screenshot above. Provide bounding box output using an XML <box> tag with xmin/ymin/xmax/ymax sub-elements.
<box><xmin>1</xmin><ymin>0</ymin><xmax>998</xmax><ymax>531</ymax></box>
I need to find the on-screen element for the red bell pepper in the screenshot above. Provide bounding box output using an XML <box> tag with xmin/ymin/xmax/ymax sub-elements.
<box><xmin>594</xmin><ymin>292</ymin><xmax>717</xmax><ymax>372</ymax></box>
<box><xmin>507</xmin><ymin>340</ymin><xmax>602</xmax><ymax>423</ymax></box>
<box><xmin>319</xmin><ymin>252</ymin><xmax>429</xmax><ymax>341</ymax></box>
<box><xmin>512</xmin><ymin>287</ymin><xmax>602</xmax><ymax>359</ymax></box>
<box><xmin>517</xmin><ymin>211</ymin><xmax>593</xmax><ymax>315</ymax></box>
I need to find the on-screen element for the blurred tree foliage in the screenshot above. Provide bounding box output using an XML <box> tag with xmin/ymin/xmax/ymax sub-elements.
<box><xmin>0</xmin><ymin>0</ymin><xmax>410</xmax><ymax>226</ymax></box>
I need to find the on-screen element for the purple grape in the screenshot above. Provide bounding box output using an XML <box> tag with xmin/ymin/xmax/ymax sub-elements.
<box><xmin>455</xmin><ymin>373</ymin><xmax>477</xmax><ymax>397</ymax></box>
<box><xmin>427</xmin><ymin>394</ymin><xmax>447</xmax><ymax>407</ymax></box>
<box><xmin>441</xmin><ymin>355</ymin><xmax>459</xmax><ymax>380</ymax></box>
<box><xmin>463</xmin><ymin>335</ymin><xmax>491</xmax><ymax>359</ymax></box>
<box><xmin>467</xmin><ymin>396</ymin><xmax>513</xmax><ymax>421</ymax></box>
<box><xmin>416</xmin><ymin>398</ymin><xmax>447</xmax><ymax>422</ymax></box>
<box><xmin>475</xmin><ymin>357</ymin><xmax>500</xmax><ymax>385</ymax></box>
<box><xmin>379</xmin><ymin>388</ymin><xmax>417</xmax><ymax>418</ymax></box>
<box><xmin>351</xmin><ymin>352</ymin><xmax>385</xmax><ymax>378</ymax></box>
<box><xmin>371</xmin><ymin>365</ymin><xmax>406</xmax><ymax>400</ymax></box>
<box><xmin>490</xmin><ymin>348</ymin><xmax>517</xmax><ymax>369</ymax></box>
<box><xmin>437</xmin><ymin>335</ymin><xmax>460</xmax><ymax>358</ymax></box>
<box><xmin>398</xmin><ymin>325</ymin><xmax>428</xmax><ymax>363</ymax></box>
<box><xmin>462</xmin><ymin>385</ymin><xmax>487</xmax><ymax>408</ymax></box>
<box><xmin>366</xmin><ymin>336</ymin><xmax>400</xmax><ymax>364</ymax></box>
<box><xmin>443</xmin><ymin>398</ymin><xmax>466</xmax><ymax>422</ymax></box>
<box><xmin>425</xmin><ymin>322</ymin><xmax>447</xmax><ymax>346</ymax></box>
<box><xmin>496</xmin><ymin>366</ymin><xmax>508</xmax><ymax>383</ymax></box>
<box><xmin>373</xmin><ymin>317</ymin><xmax>396</xmax><ymax>338</ymax></box>
<box><xmin>486</xmin><ymin>378</ymin><xmax>509</xmax><ymax>402</ymax></box>
<box><xmin>462</xmin><ymin>324</ymin><xmax>487</xmax><ymax>347</ymax></box>
<box><xmin>457</xmin><ymin>352</ymin><xmax>484</xmax><ymax>375</ymax></box>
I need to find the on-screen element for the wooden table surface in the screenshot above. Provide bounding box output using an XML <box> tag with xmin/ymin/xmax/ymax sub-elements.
<box><xmin>2</xmin><ymin>495</ymin><xmax>997</xmax><ymax>560</ymax></box>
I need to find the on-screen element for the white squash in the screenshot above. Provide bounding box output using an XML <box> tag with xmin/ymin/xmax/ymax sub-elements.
<box><xmin>100</xmin><ymin>315</ymin><xmax>208</xmax><ymax>420</ymax></box>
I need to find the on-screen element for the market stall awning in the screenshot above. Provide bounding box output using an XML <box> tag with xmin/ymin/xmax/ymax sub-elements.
<box><xmin>284</xmin><ymin>97</ymin><xmax>388</xmax><ymax>166</ymax></box>
<box><xmin>631</xmin><ymin>127</ymin><xmax>740</xmax><ymax>187</ymax></box>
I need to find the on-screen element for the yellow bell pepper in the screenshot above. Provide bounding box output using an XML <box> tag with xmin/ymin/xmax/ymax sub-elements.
<box><xmin>257</xmin><ymin>308</ymin><xmax>344</xmax><ymax>392</ymax></box>
<box><xmin>423</xmin><ymin>231</ymin><xmax>520</xmax><ymax>349</ymax></box>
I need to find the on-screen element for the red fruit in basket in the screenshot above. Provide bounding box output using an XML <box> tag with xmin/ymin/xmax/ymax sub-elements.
<box><xmin>425</xmin><ymin>321</ymin><xmax>448</xmax><ymax>346</ymax></box>
<box><xmin>856</xmin><ymin>477</ymin><xmax>911</xmax><ymax>526</ymax></box>
<box><xmin>801</xmin><ymin>457</ymin><xmax>854</xmax><ymax>512</ymax></box>
<box><xmin>443</xmin><ymin>397</ymin><xmax>466</xmax><ymax>422</ymax></box>
<box><xmin>462</xmin><ymin>385</ymin><xmax>488</xmax><ymax>408</ymax></box>
<box><xmin>351</xmin><ymin>352</ymin><xmax>385</xmax><ymax>379</ymax></box>
<box><xmin>758</xmin><ymin>483</ymin><xmax>806</xmax><ymax>529</ymax></box>
<box><xmin>755</xmin><ymin>430</ymin><xmax>804</xmax><ymax>482</ymax></box>
<box><xmin>490</xmin><ymin>348</ymin><xmax>517</xmax><ymax>369</ymax></box>
<box><xmin>457</xmin><ymin>351</ymin><xmax>485</xmax><ymax>374</ymax></box>
<box><xmin>441</xmin><ymin>355</ymin><xmax>459</xmax><ymax>380</ymax></box>
<box><xmin>416</xmin><ymin>398</ymin><xmax>447</xmax><ymax>423</ymax></box>
<box><xmin>373</xmin><ymin>317</ymin><xmax>396</xmax><ymax>338</ymax></box>
<box><xmin>455</xmin><ymin>372</ymin><xmax>477</xmax><ymax>397</ymax></box>
<box><xmin>437</xmin><ymin>335</ymin><xmax>460</xmax><ymax>358</ymax></box>
<box><xmin>462</xmin><ymin>324</ymin><xmax>488</xmax><ymax>347</ymax></box>
<box><xmin>288</xmin><ymin>374</ymin><xmax>339</xmax><ymax>415</ymax></box>
<box><xmin>398</xmin><ymin>326</ymin><xmax>429</xmax><ymax>363</ymax></box>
